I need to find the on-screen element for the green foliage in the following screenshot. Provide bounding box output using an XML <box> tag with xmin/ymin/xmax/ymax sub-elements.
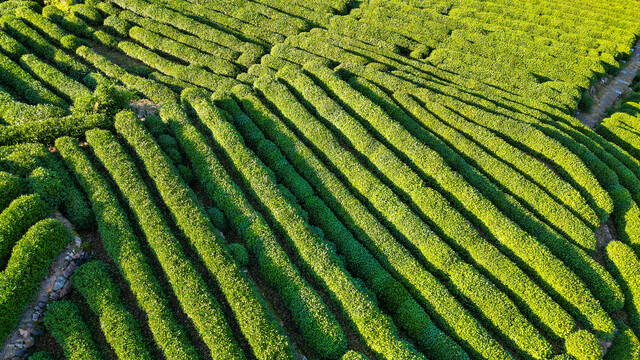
<box><xmin>73</xmin><ymin>80</ymin><xmax>131</xmax><ymax>117</ymax></box>
<box><xmin>72</xmin><ymin>261</ymin><xmax>153</xmax><ymax>360</ymax></box>
<box><xmin>75</xmin><ymin>46</ymin><xmax>177</xmax><ymax>104</ymax></box>
<box><xmin>43</xmin><ymin>300</ymin><xmax>102</xmax><ymax>360</ymax></box>
<box><xmin>565</xmin><ymin>330</ymin><xmax>602</xmax><ymax>360</ymax></box>
<box><xmin>19</xmin><ymin>53</ymin><xmax>91</xmax><ymax>104</ymax></box>
<box><xmin>29</xmin><ymin>352</ymin><xmax>54</xmax><ymax>360</ymax></box>
<box><xmin>603</xmin><ymin>322</ymin><xmax>640</xmax><ymax>360</ymax></box>
<box><xmin>177</xmin><ymin>163</ymin><xmax>193</xmax><ymax>184</ymax></box>
<box><xmin>0</xmin><ymin>14</ymin><xmax>89</xmax><ymax>80</ymax></box>
<box><xmin>227</xmin><ymin>86</ymin><xmax>470</xmax><ymax>360</ymax></box>
<box><xmin>0</xmin><ymin>171</ymin><xmax>22</xmax><ymax>211</ymax></box>
<box><xmin>185</xmin><ymin>89</ymin><xmax>420</xmax><ymax>359</ymax></box>
<box><xmin>207</xmin><ymin>207</ymin><xmax>227</xmax><ymax>231</ymax></box>
<box><xmin>55</xmin><ymin>136</ymin><xmax>200</xmax><ymax>360</ymax></box>
<box><xmin>0</xmin><ymin>112</ymin><xmax>111</xmax><ymax>146</ymax></box>
<box><xmin>27</xmin><ymin>166</ymin><xmax>63</xmax><ymax>208</ymax></box>
<box><xmin>606</xmin><ymin>241</ymin><xmax>640</xmax><ymax>338</ymax></box>
<box><xmin>115</xmin><ymin>109</ymin><xmax>295</xmax><ymax>360</ymax></box>
<box><xmin>85</xmin><ymin>128</ymin><xmax>245</xmax><ymax>359</ymax></box>
<box><xmin>69</xmin><ymin>4</ymin><xmax>102</xmax><ymax>26</ymax></box>
<box><xmin>0</xmin><ymin>219</ymin><xmax>70</xmax><ymax>340</ymax></box>
<box><xmin>341</xmin><ymin>351</ymin><xmax>368</xmax><ymax>360</ymax></box>
<box><xmin>0</xmin><ymin>50</ymin><xmax>66</xmax><ymax>108</ymax></box>
<box><xmin>143</xmin><ymin>115</ymin><xmax>167</xmax><ymax>138</ymax></box>
<box><xmin>0</xmin><ymin>194</ymin><xmax>51</xmax><ymax>269</ymax></box>
<box><xmin>0</xmin><ymin>143</ymin><xmax>94</xmax><ymax>229</ymax></box>
<box><xmin>103</xmin><ymin>15</ymin><xmax>130</xmax><ymax>38</ymax></box>
<box><xmin>228</xmin><ymin>243</ymin><xmax>248</xmax><ymax>267</ymax></box>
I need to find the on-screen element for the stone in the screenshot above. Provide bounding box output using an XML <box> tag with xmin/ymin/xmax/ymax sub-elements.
<box><xmin>38</xmin><ymin>302</ymin><xmax>45</xmax><ymax>308</ymax></box>
<box><xmin>65</xmin><ymin>255</ymin><xmax>72</xmax><ymax>261</ymax></box>
<box><xmin>50</xmin><ymin>292</ymin><xmax>59</xmax><ymax>301</ymax></box>
<box><xmin>53</xmin><ymin>277</ymin><xmax>66</xmax><ymax>291</ymax></box>
<box><xmin>39</xmin><ymin>294</ymin><xmax>48</xmax><ymax>303</ymax></box>
<box><xmin>24</xmin><ymin>337</ymin><xmax>34</xmax><ymax>347</ymax></box>
<box><xmin>45</xmin><ymin>279</ymin><xmax>55</xmax><ymax>293</ymax></box>
<box><xmin>31</xmin><ymin>313</ymin><xmax>39</xmax><ymax>322</ymax></box>
<box><xmin>72</xmin><ymin>251</ymin><xmax>82</xmax><ymax>260</ymax></box>
<box><xmin>75</xmin><ymin>236</ymin><xmax>82</xmax><ymax>247</ymax></box>
<box><xmin>64</xmin><ymin>262</ymin><xmax>77</xmax><ymax>277</ymax></box>
<box><xmin>59</xmin><ymin>281</ymin><xmax>72</xmax><ymax>298</ymax></box>
<box><xmin>18</xmin><ymin>329</ymin><xmax>28</xmax><ymax>338</ymax></box>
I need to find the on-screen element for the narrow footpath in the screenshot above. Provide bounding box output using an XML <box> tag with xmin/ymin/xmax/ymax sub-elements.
<box><xmin>577</xmin><ymin>39</ymin><xmax>640</xmax><ymax>128</ymax></box>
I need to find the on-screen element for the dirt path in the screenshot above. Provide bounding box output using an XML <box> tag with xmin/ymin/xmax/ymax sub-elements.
<box><xmin>577</xmin><ymin>39</ymin><xmax>640</xmax><ymax>128</ymax></box>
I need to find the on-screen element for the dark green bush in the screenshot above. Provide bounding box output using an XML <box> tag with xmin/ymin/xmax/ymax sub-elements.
<box><xmin>0</xmin><ymin>193</ymin><xmax>51</xmax><ymax>269</ymax></box>
<box><xmin>72</xmin><ymin>261</ymin><xmax>153</xmax><ymax>360</ymax></box>
<box><xmin>27</xmin><ymin>166</ymin><xmax>63</xmax><ymax>208</ymax></box>
<box><xmin>229</xmin><ymin>243</ymin><xmax>249</xmax><ymax>267</ymax></box>
<box><xmin>43</xmin><ymin>300</ymin><xmax>102</xmax><ymax>360</ymax></box>
<box><xmin>565</xmin><ymin>330</ymin><xmax>601</xmax><ymax>360</ymax></box>
<box><xmin>207</xmin><ymin>207</ymin><xmax>227</xmax><ymax>231</ymax></box>
<box><xmin>0</xmin><ymin>219</ymin><xmax>70</xmax><ymax>340</ymax></box>
<box><xmin>0</xmin><ymin>171</ymin><xmax>22</xmax><ymax>211</ymax></box>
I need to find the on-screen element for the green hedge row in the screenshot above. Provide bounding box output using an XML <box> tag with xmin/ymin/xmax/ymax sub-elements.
<box><xmin>340</xmin><ymin>351</ymin><xmax>368</xmax><ymax>360</ymax></box>
<box><xmin>252</xmin><ymin>74</ymin><xmax>511</xmax><ymax>360</ymax></box>
<box><xmin>277</xmin><ymin>65</ymin><xmax>565</xmax><ymax>355</ymax></box>
<box><xmin>41</xmin><ymin>5</ymin><xmax>94</xmax><ymax>40</ymax></box>
<box><xmin>55</xmin><ymin>136</ymin><xmax>200</xmax><ymax>360</ymax></box>
<box><xmin>343</xmin><ymin>62</ymin><xmax>612</xmax><ymax>224</ymax></box>
<box><xmin>564</xmin><ymin>330</ymin><xmax>602</xmax><ymax>360</ymax></box>
<box><xmin>376</xmin><ymin>85</ymin><xmax>598</xmax><ymax>247</ymax></box>
<box><xmin>221</xmin><ymin>87</ymin><xmax>470</xmax><ymax>360</ymax></box>
<box><xmin>128</xmin><ymin>26</ymin><xmax>239</xmax><ymax>77</ymax></box>
<box><xmin>0</xmin><ymin>193</ymin><xmax>50</xmax><ymax>269</ymax></box>
<box><xmin>347</xmin><ymin>75</ymin><xmax>623</xmax><ymax>314</ymax></box>
<box><xmin>149</xmin><ymin>0</ymin><xmax>284</xmax><ymax>45</ymax></box>
<box><xmin>0</xmin><ymin>143</ymin><xmax>94</xmax><ymax>229</ymax></box>
<box><xmin>114</xmin><ymin>110</ymin><xmax>294</xmax><ymax>360</ymax></box>
<box><xmin>603</xmin><ymin>322</ymin><xmax>640</xmax><ymax>360</ymax></box>
<box><xmin>345</xmin><ymin>68</ymin><xmax>626</xmax><ymax>314</ymax></box>
<box><xmin>110</xmin><ymin>0</ymin><xmax>260</xmax><ymax>58</ymax></box>
<box><xmin>0</xmin><ymin>113</ymin><xmax>112</xmax><ymax>146</ymax></box>
<box><xmin>0</xmin><ymin>88</ymin><xmax>66</xmax><ymax>125</ymax></box>
<box><xmin>14</xmin><ymin>6</ymin><xmax>68</xmax><ymax>46</ymax></box>
<box><xmin>159</xmin><ymin>98</ymin><xmax>345</xmax><ymax>357</ymax></box>
<box><xmin>0</xmin><ymin>15</ymin><xmax>89</xmax><ymax>80</ymax></box>
<box><xmin>117</xmin><ymin>41</ymin><xmax>237</xmax><ymax>92</ymax></box>
<box><xmin>328</xmin><ymin>15</ymin><xmax>416</xmax><ymax>54</ymax></box>
<box><xmin>597</xmin><ymin>113</ymin><xmax>640</xmax><ymax>161</ymax></box>
<box><xmin>0</xmin><ymin>50</ymin><xmax>65</xmax><ymax>108</ymax></box>
<box><xmin>70</xmin><ymin>4</ymin><xmax>103</xmax><ymax>26</ymax></box>
<box><xmin>309</xmin><ymin>65</ymin><xmax>612</xmax><ymax>330</ymax></box>
<box><xmin>0</xmin><ymin>219</ymin><xmax>70</xmax><ymax>340</ymax></box>
<box><xmin>43</xmin><ymin>300</ymin><xmax>103</xmax><ymax>360</ymax></box>
<box><xmin>119</xmin><ymin>10</ymin><xmax>239</xmax><ymax>62</ymax></box>
<box><xmin>75</xmin><ymin>46</ymin><xmax>177</xmax><ymax>104</ymax></box>
<box><xmin>606</xmin><ymin>241</ymin><xmax>640</xmax><ymax>338</ymax></box>
<box><xmin>73</xmin><ymin>261</ymin><xmax>153</xmax><ymax>360</ymax></box>
<box><xmin>184</xmin><ymin>89</ymin><xmax>425</xmax><ymax>360</ymax></box>
<box><xmin>86</xmin><ymin>128</ymin><xmax>246</xmax><ymax>359</ymax></box>
<box><xmin>610</xmin><ymin>188</ymin><xmax>640</xmax><ymax>253</ymax></box>
<box><xmin>19</xmin><ymin>54</ymin><xmax>91</xmax><ymax>105</ymax></box>
<box><xmin>0</xmin><ymin>170</ymin><xmax>21</xmax><ymax>211</ymax></box>
<box><xmin>251</xmin><ymin>0</ymin><xmax>330</xmax><ymax>27</ymax></box>
<box><xmin>0</xmin><ymin>29</ymin><xmax>27</xmax><ymax>60</ymax></box>
<box><xmin>103</xmin><ymin>15</ymin><xmax>130</xmax><ymax>38</ymax></box>
<box><xmin>27</xmin><ymin>166</ymin><xmax>63</xmax><ymax>208</ymax></box>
